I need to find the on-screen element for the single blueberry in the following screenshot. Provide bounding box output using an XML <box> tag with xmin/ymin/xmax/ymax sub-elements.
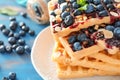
<box><xmin>85</xmin><ymin>4</ymin><xmax>95</xmax><ymax>14</ymax></box>
<box><xmin>9</xmin><ymin>16</ymin><xmax>16</xmax><ymax>21</ymax></box>
<box><xmin>77</xmin><ymin>33</ymin><xmax>87</xmax><ymax>42</ymax></box>
<box><xmin>28</xmin><ymin>30</ymin><xmax>35</xmax><ymax>36</ymax></box>
<box><xmin>16</xmin><ymin>46</ymin><xmax>25</xmax><ymax>54</ymax></box>
<box><xmin>61</xmin><ymin>11</ymin><xmax>70</xmax><ymax>19</ymax></box>
<box><xmin>61</xmin><ymin>4</ymin><xmax>69</xmax><ymax>12</ymax></box>
<box><xmin>96</xmin><ymin>4</ymin><xmax>105</xmax><ymax>11</ymax></box>
<box><xmin>18</xmin><ymin>39</ymin><xmax>25</xmax><ymax>45</ymax></box>
<box><xmin>114</xmin><ymin>21</ymin><xmax>120</xmax><ymax>27</ymax></box>
<box><xmin>93</xmin><ymin>0</ymin><xmax>101</xmax><ymax>5</ymax></box>
<box><xmin>0</xmin><ymin>45</ymin><xmax>5</xmax><ymax>53</ymax></box>
<box><xmin>5</xmin><ymin>45</ymin><xmax>12</xmax><ymax>53</ymax></box>
<box><xmin>73</xmin><ymin>42</ymin><xmax>82</xmax><ymax>51</ymax></box>
<box><xmin>8</xmin><ymin>72</ymin><xmax>16</xmax><ymax>80</ymax></box>
<box><xmin>24</xmin><ymin>45</ymin><xmax>31</xmax><ymax>52</ymax></box>
<box><xmin>12</xmin><ymin>44</ymin><xmax>19</xmax><ymax>49</ymax></box>
<box><xmin>19</xmin><ymin>22</ymin><xmax>26</xmax><ymax>28</ymax></box>
<box><xmin>14</xmin><ymin>33</ymin><xmax>20</xmax><ymax>39</ymax></box>
<box><xmin>98</xmin><ymin>10</ymin><xmax>108</xmax><ymax>17</ymax></box>
<box><xmin>21</xmin><ymin>26</ymin><xmax>29</xmax><ymax>32</ymax></box>
<box><xmin>72</xmin><ymin>2</ymin><xmax>80</xmax><ymax>9</ymax></box>
<box><xmin>9</xmin><ymin>21</ymin><xmax>17</xmax><ymax>31</ymax></box>
<box><xmin>105</xmin><ymin>25</ymin><xmax>115</xmax><ymax>32</ymax></box>
<box><xmin>20</xmin><ymin>12</ymin><xmax>27</xmax><ymax>18</ymax></box>
<box><xmin>68</xmin><ymin>35</ymin><xmax>76</xmax><ymax>44</ymax></box>
<box><xmin>73</xmin><ymin>9</ymin><xmax>82</xmax><ymax>16</ymax></box>
<box><xmin>64</xmin><ymin>15</ymin><xmax>74</xmax><ymax>27</ymax></box>
<box><xmin>114</xmin><ymin>27</ymin><xmax>120</xmax><ymax>39</ymax></box>
<box><xmin>0</xmin><ymin>24</ymin><xmax>6</xmax><ymax>31</ymax></box>
<box><xmin>8</xmin><ymin>31</ymin><xmax>14</xmax><ymax>37</ymax></box>
<box><xmin>19</xmin><ymin>30</ymin><xmax>26</xmax><ymax>36</ymax></box>
<box><xmin>8</xmin><ymin>37</ymin><xmax>16</xmax><ymax>45</ymax></box>
<box><xmin>2</xmin><ymin>29</ymin><xmax>10</xmax><ymax>36</ymax></box>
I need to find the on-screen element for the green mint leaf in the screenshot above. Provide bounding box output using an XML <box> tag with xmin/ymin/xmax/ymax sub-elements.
<box><xmin>77</xmin><ymin>0</ymin><xmax>86</xmax><ymax>6</ymax></box>
<box><xmin>78</xmin><ymin>4</ymin><xmax>88</xmax><ymax>11</ymax></box>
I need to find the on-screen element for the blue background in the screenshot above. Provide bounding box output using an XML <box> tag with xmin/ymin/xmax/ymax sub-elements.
<box><xmin>0</xmin><ymin>0</ymin><xmax>48</xmax><ymax>79</ymax></box>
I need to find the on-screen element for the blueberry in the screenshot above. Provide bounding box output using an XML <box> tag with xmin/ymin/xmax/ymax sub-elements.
<box><xmin>8</xmin><ymin>37</ymin><xmax>16</xmax><ymax>45</ymax></box>
<box><xmin>24</xmin><ymin>45</ymin><xmax>31</xmax><ymax>52</ymax></box>
<box><xmin>61</xmin><ymin>4</ymin><xmax>69</xmax><ymax>12</ymax></box>
<box><xmin>96</xmin><ymin>4</ymin><xmax>104</xmax><ymax>11</ymax></box>
<box><xmin>19</xmin><ymin>30</ymin><xmax>26</xmax><ymax>36</ymax></box>
<box><xmin>14</xmin><ymin>33</ymin><xmax>20</xmax><ymax>39</ymax></box>
<box><xmin>61</xmin><ymin>11</ymin><xmax>70</xmax><ymax>19</ymax></box>
<box><xmin>5</xmin><ymin>45</ymin><xmax>12</xmax><ymax>53</ymax></box>
<box><xmin>73</xmin><ymin>9</ymin><xmax>82</xmax><ymax>16</ymax></box>
<box><xmin>16</xmin><ymin>46</ymin><xmax>25</xmax><ymax>54</ymax></box>
<box><xmin>77</xmin><ymin>33</ymin><xmax>87</xmax><ymax>42</ymax></box>
<box><xmin>2</xmin><ymin>29</ymin><xmax>10</xmax><ymax>36</ymax></box>
<box><xmin>8</xmin><ymin>72</ymin><xmax>16</xmax><ymax>80</ymax></box>
<box><xmin>93</xmin><ymin>0</ymin><xmax>101</xmax><ymax>5</ymax></box>
<box><xmin>87</xmin><ymin>0</ymin><xmax>93</xmax><ymax>3</ymax></box>
<box><xmin>20</xmin><ymin>12</ymin><xmax>27</xmax><ymax>18</ymax></box>
<box><xmin>107</xmin><ymin>4</ymin><xmax>115</xmax><ymax>10</ymax></box>
<box><xmin>8</xmin><ymin>31</ymin><xmax>14</xmax><ymax>37</ymax></box>
<box><xmin>9</xmin><ymin>21</ymin><xmax>17</xmax><ymax>31</ymax></box>
<box><xmin>98</xmin><ymin>10</ymin><xmax>108</xmax><ymax>17</ymax></box>
<box><xmin>21</xmin><ymin>26</ymin><xmax>29</xmax><ymax>32</ymax></box>
<box><xmin>0</xmin><ymin>40</ymin><xmax>4</xmax><ymax>45</ymax></box>
<box><xmin>64</xmin><ymin>15</ymin><xmax>74</xmax><ymax>27</ymax></box>
<box><xmin>0</xmin><ymin>45</ymin><xmax>5</xmax><ymax>53</ymax></box>
<box><xmin>68</xmin><ymin>35</ymin><xmax>76</xmax><ymax>44</ymax></box>
<box><xmin>28</xmin><ymin>30</ymin><xmax>35</xmax><ymax>36</ymax></box>
<box><xmin>0</xmin><ymin>24</ymin><xmax>6</xmax><ymax>30</ymax></box>
<box><xmin>85</xmin><ymin>4</ymin><xmax>95</xmax><ymax>14</ymax></box>
<box><xmin>2</xmin><ymin>77</ymin><xmax>9</xmax><ymax>80</ymax></box>
<box><xmin>73</xmin><ymin>42</ymin><xmax>82</xmax><ymax>51</ymax></box>
<box><xmin>12</xmin><ymin>44</ymin><xmax>19</xmax><ymax>49</ymax></box>
<box><xmin>50</xmin><ymin>11</ymin><xmax>56</xmax><ymax>16</ymax></box>
<box><xmin>114</xmin><ymin>27</ymin><xmax>120</xmax><ymax>39</ymax></box>
<box><xmin>105</xmin><ymin>25</ymin><xmax>115</xmax><ymax>32</ymax></box>
<box><xmin>9</xmin><ymin>17</ymin><xmax>16</xmax><ymax>21</ymax></box>
<box><xmin>103</xmin><ymin>0</ymin><xmax>112</xmax><ymax>4</ymax></box>
<box><xmin>18</xmin><ymin>39</ymin><xmax>25</xmax><ymax>45</ymax></box>
<box><xmin>114</xmin><ymin>21</ymin><xmax>120</xmax><ymax>27</ymax></box>
<box><xmin>70</xmin><ymin>0</ymin><xmax>76</xmax><ymax>3</ymax></box>
<box><xmin>72</xmin><ymin>2</ymin><xmax>80</xmax><ymax>9</ymax></box>
<box><xmin>58</xmin><ymin>0</ymin><xmax>65</xmax><ymax>4</ymax></box>
<box><xmin>19</xmin><ymin>22</ymin><xmax>26</xmax><ymax>28</ymax></box>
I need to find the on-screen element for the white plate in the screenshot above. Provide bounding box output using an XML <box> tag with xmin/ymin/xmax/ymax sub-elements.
<box><xmin>31</xmin><ymin>27</ymin><xmax>120</xmax><ymax>80</ymax></box>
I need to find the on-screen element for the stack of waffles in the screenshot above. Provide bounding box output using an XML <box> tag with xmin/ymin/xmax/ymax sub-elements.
<box><xmin>48</xmin><ymin>0</ymin><xmax>120</xmax><ymax>78</ymax></box>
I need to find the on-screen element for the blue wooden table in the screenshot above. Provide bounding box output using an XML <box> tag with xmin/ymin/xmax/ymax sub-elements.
<box><xmin>0</xmin><ymin>0</ymin><xmax>48</xmax><ymax>79</ymax></box>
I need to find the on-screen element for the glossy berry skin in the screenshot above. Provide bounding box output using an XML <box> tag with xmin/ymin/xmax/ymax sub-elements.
<box><xmin>0</xmin><ymin>24</ymin><xmax>6</xmax><ymax>30</ymax></box>
<box><xmin>0</xmin><ymin>45</ymin><xmax>5</xmax><ymax>53</ymax></box>
<box><xmin>2</xmin><ymin>77</ymin><xmax>9</xmax><ymax>80</ymax></box>
<box><xmin>64</xmin><ymin>15</ymin><xmax>74</xmax><ymax>27</ymax></box>
<box><xmin>68</xmin><ymin>35</ymin><xmax>76</xmax><ymax>44</ymax></box>
<box><xmin>77</xmin><ymin>33</ymin><xmax>87</xmax><ymax>42</ymax></box>
<box><xmin>58</xmin><ymin>0</ymin><xmax>65</xmax><ymax>4</ymax></box>
<box><xmin>24</xmin><ymin>45</ymin><xmax>31</xmax><ymax>52</ymax></box>
<box><xmin>18</xmin><ymin>39</ymin><xmax>25</xmax><ymax>45</ymax></box>
<box><xmin>105</xmin><ymin>25</ymin><xmax>115</xmax><ymax>32</ymax></box>
<box><xmin>98</xmin><ymin>10</ymin><xmax>108</xmax><ymax>17</ymax></box>
<box><xmin>16</xmin><ymin>46</ymin><xmax>25</xmax><ymax>54</ymax></box>
<box><xmin>8</xmin><ymin>31</ymin><xmax>14</xmax><ymax>37</ymax></box>
<box><xmin>0</xmin><ymin>40</ymin><xmax>4</xmax><ymax>45</ymax></box>
<box><xmin>14</xmin><ymin>33</ymin><xmax>20</xmax><ymax>39</ymax></box>
<box><xmin>9</xmin><ymin>21</ymin><xmax>17</xmax><ymax>31</ymax></box>
<box><xmin>85</xmin><ymin>4</ymin><xmax>95</xmax><ymax>14</ymax></box>
<box><xmin>107</xmin><ymin>4</ymin><xmax>115</xmax><ymax>10</ymax></box>
<box><xmin>12</xmin><ymin>44</ymin><xmax>19</xmax><ymax>49</ymax></box>
<box><xmin>114</xmin><ymin>27</ymin><xmax>120</xmax><ymax>39</ymax></box>
<box><xmin>2</xmin><ymin>29</ymin><xmax>10</xmax><ymax>36</ymax></box>
<box><xmin>5</xmin><ymin>45</ymin><xmax>12</xmax><ymax>53</ymax></box>
<box><xmin>8</xmin><ymin>72</ymin><xmax>16</xmax><ymax>80</ymax></box>
<box><xmin>96</xmin><ymin>4</ymin><xmax>104</xmax><ymax>11</ymax></box>
<box><xmin>9</xmin><ymin>17</ymin><xmax>16</xmax><ymax>21</ymax></box>
<box><xmin>61</xmin><ymin>4</ymin><xmax>69</xmax><ymax>12</ymax></box>
<box><xmin>73</xmin><ymin>42</ymin><xmax>82</xmax><ymax>51</ymax></box>
<box><xmin>20</xmin><ymin>12</ymin><xmax>27</xmax><ymax>18</ymax></box>
<box><xmin>61</xmin><ymin>11</ymin><xmax>70</xmax><ymax>20</ymax></box>
<box><xmin>72</xmin><ymin>2</ymin><xmax>80</xmax><ymax>9</ymax></box>
<box><xmin>93</xmin><ymin>0</ymin><xmax>101</xmax><ymax>5</ymax></box>
<box><xmin>103</xmin><ymin>0</ymin><xmax>112</xmax><ymax>4</ymax></box>
<box><xmin>28</xmin><ymin>30</ymin><xmax>35</xmax><ymax>36</ymax></box>
<box><xmin>73</xmin><ymin>9</ymin><xmax>82</xmax><ymax>16</ymax></box>
<box><xmin>19</xmin><ymin>30</ymin><xmax>26</xmax><ymax>36</ymax></box>
<box><xmin>114</xmin><ymin>21</ymin><xmax>120</xmax><ymax>27</ymax></box>
<box><xmin>8</xmin><ymin>37</ymin><xmax>16</xmax><ymax>45</ymax></box>
<box><xmin>19</xmin><ymin>22</ymin><xmax>26</xmax><ymax>28</ymax></box>
<box><xmin>21</xmin><ymin>26</ymin><xmax>29</xmax><ymax>32</ymax></box>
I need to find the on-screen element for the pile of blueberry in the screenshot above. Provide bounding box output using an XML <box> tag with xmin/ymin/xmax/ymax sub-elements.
<box><xmin>51</xmin><ymin>0</ymin><xmax>115</xmax><ymax>28</ymax></box>
<box><xmin>0</xmin><ymin>14</ymin><xmax>35</xmax><ymax>55</ymax></box>
<box><xmin>2</xmin><ymin>72</ymin><xmax>16</xmax><ymax>80</ymax></box>
<box><xmin>68</xmin><ymin>26</ymin><xmax>96</xmax><ymax>51</ymax></box>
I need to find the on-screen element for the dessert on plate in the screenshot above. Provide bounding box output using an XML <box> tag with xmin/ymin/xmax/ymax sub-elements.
<box><xmin>48</xmin><ymin>0</ymin><xmax>120</xmax><ymax>78</ymax></box>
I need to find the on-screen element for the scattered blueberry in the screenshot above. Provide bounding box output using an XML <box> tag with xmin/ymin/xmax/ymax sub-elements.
<box><xmin>114</xmin><ymin>21</ymin><xmax>120</xmax><ymax>27</ymax></box>
<box><xmin>21</xmin><ymin>26</ymin><xmax>29</xmax><ymax>32</ymax></box>
<box><xmin>0</xmin><ymin>45</ymin><xmax>5</xmax><ymax>53</ymax></box>
<box><xmin>18</xmin><ymin>39</ymin><xmax>25</xmax><ymax>45</ymax></box>
<box><xmin>12</xmin><ymin>44</ymin><xmax>19</xmax><ymax>49</ymax></box>
<box><xmin>93</xmin><ymin>0</ymin><xmax>101</xmax><ymax>5</ymax></box>
<box><xmin>73</xmin><ymin>9</ymin><xmax>82</xmax><ymax>16</ymax></box>
<box><xmin>0</xmin><ymin>24</ymin><xmax>6</xmax><ymax>30</ymax></box>
<box><xmin>98</xmin><ymin>10</ymin><xmax>108</xmax><ymax>17</ymax></box>
<box><xmin>2</xmin><ymin>29</ymin><xmax>10</xmax><ymax>36</ymax></box>
<box><xmin>2</xmin><ymin>77</ymin><xmax>9</xmax><ymax>80</ymax></box>
<box><xmin>85</xmin><ymin>4</ymin><xmax>95</xmax><ymax>14</ymax></box>
<box><xmin>68</xmin><ymin>35</ymin><xmax>76</xmax><ymax>44</ymax></box>
<box><xmin>14</xmin><ymin>33</ymin><xmax>20</xmax><ymax>39</ymax></box>
<box><xmin>61</xmin><ymin>11</ymin><xmax>70</xmax><ymax>20</ymax></box>
<box><xmin>77</xmin><ymin>33</ymin><xmax>87</xmax><ymax>42</ymax></box>
<box><xmin>8</xmin><ymin>72</ymin><xmax>16</xmax><ymax>80</ymax></box>
<box><xmin>58</xmin><ymin>0</ymin><xmax>65</xmax><ymax>4</ymax></box>
<box><xmin>24</xmin><ymin>45</ymin><xmax>31</xmax><ymax>52</ymax></box>
<box><xmin>8</xmin><ymin>37</ymin><xmax>16</xmax><ymax>45</ymax></box>
<box><xmin>64</xmin><ymin>15</ymin><xmax>74</xmax><ymax>27</ymax></box>
<box><xmin>8</xmin><ymin>31</ymin><xmax>14</xmax><ymax>37</ymax></box>
<box><xmin>72</xmin><ymin>2</ymin><xmax>80</xmax><ymax>9</ymax></box>
<box><xmin>73</xmin><ymin>42</ymin><xmax>82</xmax><ymax>51</ymax></box>
<box><xmin>114</xmin><ymin>27</ymin><xmax>120</xmax><ymax>39</ymax></box>
<box><xmin>19</xmin><ymin>30</ymin><xmax>26</xmax><ymax>36</ymax></box>
<box><xmin>28</xmin><ymin>30</ymin><xmax>35</xmax><ymax>36</ymax></box>
<box><xmin>5</xmin><ymin>45</ymin><xmax>12</xmax><ymax>53</ymax></box>
<box><xmin>107</xmin><ymin>4</ymin><xmax>115</xmax><ymax>10</ymax></box>
<box><xmin>0</xmin><ymin>40</ymin><xmax>4</xmax><ymax>45</ymax></box>
<box><xmin>61</xmin><ymin>4</ymin><xmax>69</xmax><ymax>12</ymax></box>
<box><xmin>9</xmin><ymin>17</ymin><xmax>16</xmax><ymax>21</ymax></box>
<box><xmin>96</xmin><ymin>4</ymin><xmax>104</xmax><ymax>11</ymax></box>
<box><xmin>105</xmin><ymin>25</ymin><xmax>115</xmax><ymax>32</ymax></box>
<box><xmin>19</xmin><ymin>22</ymin><xmax>26</xmax><ymax>28</ymax></box>
<box><xmin>9</xmin><ymin>21</ymin><xmax>17</xmax><ymax>31</ymax></box>
<box><xmin>16</xmin><ymin>46</ymin><xmax>25</xmax><ymax>54</ymax></box>
<box><xmin>20</xmin><ymin>12</ymin><xmax>27</xmax><ymax>18</ymax></box>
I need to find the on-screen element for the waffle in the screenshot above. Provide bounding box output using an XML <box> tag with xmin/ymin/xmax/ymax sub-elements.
<box><xmin>48</xmin><ymin>0</ymin><xmax>120</xmax><ymax>79</ymax></box>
